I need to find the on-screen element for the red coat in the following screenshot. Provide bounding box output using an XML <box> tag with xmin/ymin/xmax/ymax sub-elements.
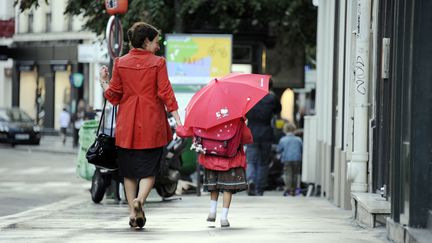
<box><xmin>176</xmin><ymin>122</ymin><xmax>253</xmax><ymax>171</ymax></box>
<box><xmin>104</xmin><ymin>49</ymin><xmax>178</xmax><ymax>149</ymax></box>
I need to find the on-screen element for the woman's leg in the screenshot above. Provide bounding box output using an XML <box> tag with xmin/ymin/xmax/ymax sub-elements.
<box><xmin>127</xmin><ymin>176</ymin><xmax>154</xmax><ymax>228</ymax></box>
<box><xmin>123</xmin><ymin>177</ymin><xmax>138</xmax><ymax>218</ymax></box>
<box><xmin>136</xmin><ymin>176</ymin><xmax>155</xmax><ymax>205</ymax></box>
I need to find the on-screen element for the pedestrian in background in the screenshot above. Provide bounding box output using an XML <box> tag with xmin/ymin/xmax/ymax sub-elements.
<box><xmin>277</xmin><ymin>122</ymin><xmax>303</xmax><ymax>196</ymax></box>
<box><xmin>71</xmin><ymin>101</ymin><xmax>85</xmax><ymax>148</ymax></box>
<box><xmin>245</xmin><ymin>80</ymin><xmax>282</xmax><ymax>196</ymax></box>
<box><xmin>84</xmin><ymin>105</ymin><xmax>96</xmax><ymax>120</ymax></box>
<box><xmin>59</xmin><ymin>107</ymin><xmax>70</xmax><ymax>145</ymax></box>
<box><xmin>99</xmin><ymin>22</ymin><xmax>182</xmax><ymax>229</ymax></box>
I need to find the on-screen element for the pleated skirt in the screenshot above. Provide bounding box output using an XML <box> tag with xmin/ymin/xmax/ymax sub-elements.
<box><xmin>203</xmin><ymin>167</ymin><xmax>248</xmax><ymax>193</ymax></box>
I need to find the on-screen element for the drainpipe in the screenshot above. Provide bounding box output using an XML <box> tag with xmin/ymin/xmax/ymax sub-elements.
<box><xmin>347</xmin><ymin>0</ymin><xmax>370</xmax><ymax>192</ymax></box>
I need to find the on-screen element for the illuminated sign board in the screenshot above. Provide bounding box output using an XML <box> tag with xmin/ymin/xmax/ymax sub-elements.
<box><xmin>165</xmin><ymin>34</ymin><xmax>232</xmax><ymax>85</ymax></box>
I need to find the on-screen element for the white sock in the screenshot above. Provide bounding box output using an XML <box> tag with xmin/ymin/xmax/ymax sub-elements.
<box><xmin>209</xmin><ymin>200</ymin><xmax>218</xmax><ymax>214</ymax></box>
<box><xmin>221</xmin><ymin>207</ymin><xmax>229</xmax><ymax>220</ymax></box>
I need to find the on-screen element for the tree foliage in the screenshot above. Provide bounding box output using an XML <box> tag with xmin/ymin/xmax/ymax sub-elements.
<box><xmin>14</xmin><ymin>0</ymin><xmax>48</xmax><ymax>11</ymax></box>
<box><xmin>16</xmin><ymin>0</ymin><xmax>316</xmax><ymax>63</ymax></box>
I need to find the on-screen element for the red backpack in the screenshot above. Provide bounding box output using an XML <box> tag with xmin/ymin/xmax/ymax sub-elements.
<box><xmin>191</xmin><ymin>118</ymin><xmax>244</xmax><ymax>157</ymax></box>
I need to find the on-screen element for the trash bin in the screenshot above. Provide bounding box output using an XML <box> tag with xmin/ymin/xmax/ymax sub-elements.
<box><xmin>76</xmin><ymin>120</ymin><xmax>98</xmax><ymax>180</ymax></box>
<box><xmin>179</xmin><ymin>138</ymin><xmax>197</xmax><ymax>177</ymax></box>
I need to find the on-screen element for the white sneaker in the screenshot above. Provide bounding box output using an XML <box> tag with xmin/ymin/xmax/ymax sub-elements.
<box><xmin>220</xmin><ymin>219</ymin><xmax>230</xmax><ymax>227</ymax></box>
<box><xmin>207</xmin><ymin>212</ymin><xmax>216</xmax><ymax>222</ymax></box>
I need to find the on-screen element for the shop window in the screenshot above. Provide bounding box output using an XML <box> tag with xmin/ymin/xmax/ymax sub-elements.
<box><xmin>233</xmin><ymin>45</ymin><xmax>252</xmax><ymax>63</ymax></box>
<box><xmin>280</xmin><ymin>88</ymin><xmax>294</xmax><ymax>123</ymax></box>
<box><xmin>54</xmin><ymin>71</ymin><xmax>71</xmax><ymax>130</ymax></box>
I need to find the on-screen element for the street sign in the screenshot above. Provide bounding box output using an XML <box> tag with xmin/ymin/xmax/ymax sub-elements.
<box><xmin>106</xmin><ymin>15</ymin><xmax>123</xmax><ymax>59</ymax></box>
<box><xmin>105</xmin><ymin>0</ymin><xmax>128</xmax><ymax>15</ymax></box>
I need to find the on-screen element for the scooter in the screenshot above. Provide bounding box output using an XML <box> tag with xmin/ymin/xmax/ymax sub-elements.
<box><xmin>90</xmin><ymin>116</ymin><xmax>187</xmax><ymax>203</ymax></box>
<box><xmin>266</xmin><ymin>144</ymin><xmax>285</xmax><ymax>191</ymax></box>
<box><xmin>266</xmin><ymin>144</ymin><xmax>309</xmax><ymax>196</ymax></box>
<box><xmin>154</xmin><ymin>128</ymin><xmax>187</xmax><ymax>198</ymax></box>
<box><xmin>90</xmin><ymin>166</ymin><xmax>122</xmax><ymax>203</ymax></box>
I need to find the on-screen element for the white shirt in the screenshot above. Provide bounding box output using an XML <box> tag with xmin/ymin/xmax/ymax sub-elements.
<box><xmin>59</xmin><ymin>111</ymin><xmax>70</xmax><ymax>128</ymax></box>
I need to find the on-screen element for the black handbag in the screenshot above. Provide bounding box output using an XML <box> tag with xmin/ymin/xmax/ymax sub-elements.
<box><xmin>86</xmin><ymin>100</ymin><xmax>118</xmax><ymax>170</ymax></box>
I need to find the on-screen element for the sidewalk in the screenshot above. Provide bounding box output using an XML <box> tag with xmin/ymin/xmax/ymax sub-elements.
<box><xmin>0</xmin><ymin>190</ymin><xmax>389</xmax><ymax>243</ymax></box>
<box><xmin>6</xmin><ymin>136</ymin><xmax>391</xmax><ymax>242</ymax></box>
<box><xmin>13</xmin><ymin>135</ymin><xmax>78</xmax><ymax>155</ymax></box>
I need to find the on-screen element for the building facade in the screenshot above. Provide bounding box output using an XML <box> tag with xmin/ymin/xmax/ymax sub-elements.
<box><xmin>0</xmin><ymin>0</ymin><xmax>14</xmax><ymax>108</ymax></box>
<box><xmin>11</xmin><ymin>1</ymin><xmax>99</xmax><ymax>132</ymax></box>
<box><xmin>305</xmin><ymin>0</ymin><xmax>432</xmax><ymax>242</ymax></box>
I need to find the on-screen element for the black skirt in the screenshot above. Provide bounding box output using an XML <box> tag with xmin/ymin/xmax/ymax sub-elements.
<box><xmin>203</xmin><ymin>167</ymin><xmax>248</xmax><ymax>193</ymax></box>
<box><xmin>116</xmin><ymin>146</ymin><xmax>163</xmax><ymax>179</ymax></box>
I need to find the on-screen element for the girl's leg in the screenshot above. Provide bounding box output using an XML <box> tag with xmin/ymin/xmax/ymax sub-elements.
<box><xmin>282</xmin><ymin>164</ymin><xmax>290</xmax><ymax>195</ymax></box>
<box><xmin>222</xmin><ymin>191</ymin><xmax>232</xmax><ymax>208</ymax></box>
<box><xmin>123</xmin><ymin>177</ymin><xmax>138</xmax><ymax>219</ymax></box>
<box><xmin>294</xmin><ymin>162</ymin><xmax>302</xmax><ymax>195</ymax></box>
<box><xmin>211</xmin><ymin>191</ymin><xmax>219</xmax><ymax>201</ymax></box>
<box><xmin>207</xmin><ymin>191</ymin><xmax>219</xmax><ymax>221</ymax></box>
<box><xmin>221</xmin><ymin>191</ymin><xmax>232</xmax><ymax>227</ymax></box>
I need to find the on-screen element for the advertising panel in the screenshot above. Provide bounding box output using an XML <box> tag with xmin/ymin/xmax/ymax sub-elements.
<box><xmin>165</xmin><ymin>34</ymin><xmax>232</xmax><ymax>85</ymax></box>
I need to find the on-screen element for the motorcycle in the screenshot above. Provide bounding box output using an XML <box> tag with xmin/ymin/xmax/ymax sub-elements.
<box><xmin>90</xmin><ymin>116</ymin><xmax>187</xmax><ymax>203</ymax></box>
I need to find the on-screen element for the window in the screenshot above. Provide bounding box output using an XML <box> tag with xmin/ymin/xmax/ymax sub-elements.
<box><xmin>45</xmin><ymin>13</ymin><xmax>51</xmax><ymax>32</ymax></box>
<box><xmin>233</xmin><ymin>45</ymin><xmax>252</xmax><ymax>62</ymax></box>
<box><xmin>28</xmin><ymin>13</ymin><xmax>33</xmax><ymax>33</ymax></box>
<box><xmin>67</xmin><ymin>16</ymin><xmax>73</xmax><ymax>31</ymax></box>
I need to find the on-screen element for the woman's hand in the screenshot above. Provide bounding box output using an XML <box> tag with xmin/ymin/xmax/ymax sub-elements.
<box><xmin>99</xmin><ymin>65</ymin><xmax>109</xmax><ymax>81</ymax></box>
<box><xmin>99</xmin><ymin>65</ymin><xmax>110</xmax><ymax>91</ymax></box>
<box><xmin>170</xmin><ymin>110</ymin><xmax>182</xmax><ymax>127</ymax></box>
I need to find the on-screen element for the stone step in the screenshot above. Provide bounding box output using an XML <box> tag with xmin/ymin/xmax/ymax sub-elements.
<box><xmin>351</xmin><ymin>192</ymin><xmax>390</xmax><ymax>228</ymax></box>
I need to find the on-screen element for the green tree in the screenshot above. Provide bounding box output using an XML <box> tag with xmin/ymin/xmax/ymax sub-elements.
<box><xmin>16</xmin><ymin>0</ymin><xmax>315</xmax><ymax>54</ymax></box>
<box><xmin>16</xmin><ymin>0</ymin><xmax>316</xmax><ymax>85</ymax></box>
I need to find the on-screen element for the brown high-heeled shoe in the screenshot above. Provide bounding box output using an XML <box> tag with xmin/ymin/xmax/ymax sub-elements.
<box><xmin>129</xmin><ymin>217</ymin><xmax>137</xmax><ymax>227</ymax></box>
<box><xmin>133</xmin><ymin>199</ymin><xmax>146</xmax><ymax>228</ymax></box>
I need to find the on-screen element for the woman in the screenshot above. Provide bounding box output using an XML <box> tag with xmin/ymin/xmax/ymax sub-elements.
<box><xmin>99</xmin><ymin>22</ymin><xmax>182</xmax><ymax>229</ymax></box>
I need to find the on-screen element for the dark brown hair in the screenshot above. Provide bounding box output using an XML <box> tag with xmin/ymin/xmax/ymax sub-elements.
<box><xmin>127</xmin><ymin>22</ymin><xmax>160</xmax><ymax>49</ymax></box>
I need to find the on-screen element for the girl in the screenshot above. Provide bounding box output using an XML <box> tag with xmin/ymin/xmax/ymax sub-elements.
<box><xmin>177</xmin><ymin>117</ymin><xmax>253</xmax><ymax>227</ymax></box>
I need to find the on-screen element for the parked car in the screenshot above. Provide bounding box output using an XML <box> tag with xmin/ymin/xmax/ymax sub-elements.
<box><xmin>0</xmin><ymin>107</ymin><xmax>41</xmax><ymax>146</ymax></box>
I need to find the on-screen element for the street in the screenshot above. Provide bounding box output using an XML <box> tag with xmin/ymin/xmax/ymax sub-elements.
<box><xmin>0</xmin><ymin>140</ymin><xmax>390</xmax><ymax>243</ymax></box>
<box><xmin>0</xmin><ymin>145</ymin><xmax>87</xmax><ymax>217</ymax></box>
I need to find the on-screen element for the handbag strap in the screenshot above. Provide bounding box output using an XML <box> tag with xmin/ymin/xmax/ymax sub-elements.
<box><xmin>95</xmin><ymin>99</ymin><xmax>107</xmax><ymax>135</ymax></box>
<box><xmin>96</xmin><ymin>99</ymin><xmax>117</xmax><ymax>137</ymax></box>
<box><xmin>110</xmin><ymin>106</ymin><xmax>117</xmax><ymax>137</ymax></box>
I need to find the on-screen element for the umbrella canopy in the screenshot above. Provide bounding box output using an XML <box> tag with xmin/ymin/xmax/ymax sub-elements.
<box><xmin>184</xmin><ymin>73</ymin><xmax>270</xmax><ymax>129</ymax></box>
